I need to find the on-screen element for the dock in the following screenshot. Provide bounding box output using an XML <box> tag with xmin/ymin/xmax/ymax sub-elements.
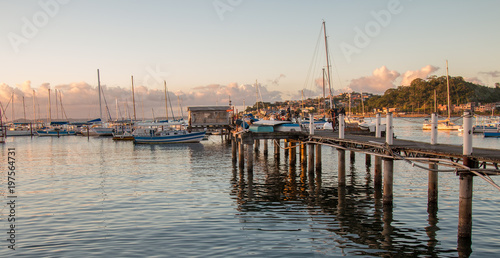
<box><xmin>228</xmin><ymin>112</ymin><xmax>499</xmax><ymax>255</ymax></box>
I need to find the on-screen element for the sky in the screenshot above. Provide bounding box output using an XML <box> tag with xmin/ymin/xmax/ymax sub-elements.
<box><xmin>1</xmin><ymin>0</ymin><xmax>499</xmax><ymax>120</ymax></box>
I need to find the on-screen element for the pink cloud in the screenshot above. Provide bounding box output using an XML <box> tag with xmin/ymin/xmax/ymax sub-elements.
<box><xmin>400</xmin><ymin>65</ymin><xmax>439</xmax><ymax>86</ymax></box>
<box><xmin>348</xmin><ymin>66</ymin><xmax>400</xmax><ymax>94</ymax></box>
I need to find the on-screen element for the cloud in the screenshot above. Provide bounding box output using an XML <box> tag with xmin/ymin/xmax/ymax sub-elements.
<box><xmin>348</xmin><ymin>66</ymin><xmax>400</xmax><ymax>94</ymax></box>
<box><xmin>400</xmin><ymin>65</ymin><xmax>439</xmax><ymax>86</ymax></box>
<box><xmin>479</xmin><ymin>70</ymin><xmax>500</xmax><ymax>78</ymax></box>
<box><xmin>0</xmin><ymin>80</ymin><xmax>283</xmax><ymax>120</ymax></box>
<box><xmin>464</xmin><ymin>77</ymin><xmax>485</xmax><ymax>85</ymax></box>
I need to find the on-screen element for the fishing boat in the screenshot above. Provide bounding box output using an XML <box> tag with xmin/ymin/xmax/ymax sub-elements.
<box><xmin>423</xmin><ymin>61</ymin><xmax>460</xmax><ymax>130</ymax></box>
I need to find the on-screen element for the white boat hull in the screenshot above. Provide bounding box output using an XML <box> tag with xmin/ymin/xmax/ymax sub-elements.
<box><xmin>134</xmin><ymin>131</ymin><xmax>206</xmax><ymax>144</ymax></box>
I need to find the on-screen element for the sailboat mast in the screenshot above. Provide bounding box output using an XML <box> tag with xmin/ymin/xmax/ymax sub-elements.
<box><xmin>47</xmin><ymin>88</ymin><xmax>51</xmax><ymax>123</ymax></box>
<box><xmin>33</xmin><ymin>90</ymin><xmax>36</xmax><ymax>124</ymax></box>
<box><xmin>23</xmin><ymin>96</ymin><xmax>26</xmax><ymax>122</ymax></box>
<box><xmin>55</xmin><ymin>89</ymin><xmax>59</xmax><ymax>120</ymax></box>
<box><xmin>177</xmin><ymin>95</ymin><xmax>184</xmax><ymax>119</ymax></box>
<box><xmin>115</xmin><ymin>98</ymin><xmax>119</xmax><ymax>121</ymax></box>
<box><xmin>322</xmin><ymin>68</ymin><xmax>326</xmax><ymax>112</ymax></box>
<box><xmin>164</xmin><ymin>80</ymin><xmax>168</xmax><ymax>121</ymax></box>
<box><xmin>323</xmin><ymin>21</ymin><xmax>333</xmax><ymax>109</ymax></box>
<box><xmin>131</xmin><ymin>75</ymin><xmax>137</xmax><ymax>121</ymax></box>
<box><xmin>446</xmin><ymin>60</ymin><xmax>451</xmax><ymax>120</ymax></box>
<box><xmin>255</xmin><ymin>80</ymin><xmax>259</xmax><ymax>114</ymax></box>
<box><xmin>97</xmin><ymin>69</ymin><xmax>102</xmax><ymax>122</ymax></box>
<box><xmin>11</xmin><ymin>93</ymin><xmax>14</xmax><ymax>122</ymax></box>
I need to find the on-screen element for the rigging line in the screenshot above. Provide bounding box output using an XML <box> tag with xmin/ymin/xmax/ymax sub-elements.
<box><xmin>59</xmin><ymin>93</ymin><xmax>68</xmax><ymax>120</ymax></box>
<box><xmin>100</xmin><ymin>85</ymin><xmax>112</xmax><ymax>121</ymax></box>
<box><xmin>303</xmin><ymin>25</ymin><xmax>324</xmax><ymax>99</ymax></box>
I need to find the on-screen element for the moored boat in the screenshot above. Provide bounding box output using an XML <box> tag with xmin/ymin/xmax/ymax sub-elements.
<box><xmin>484</xmin><ymin>131</ymin><xmax>500</xmax><ymax>137</ymax></box>
<box><xmin>36</xmin><ymin>122</ymin><xmax>77</xmax><ymax>136</ymax></box>
<box><xmin>133</xmin><ymin>130</ymin><xmax>206</xmax><ymax>144</ymax></box>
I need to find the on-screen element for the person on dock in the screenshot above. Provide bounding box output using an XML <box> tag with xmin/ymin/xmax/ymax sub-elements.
<box><xmin>328</xmin><ymin>108</ymin><xmax>339</xmax><ymax>132</ymax></box>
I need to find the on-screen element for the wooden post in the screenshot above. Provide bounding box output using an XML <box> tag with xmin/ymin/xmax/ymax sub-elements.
<box><xmin>284</xmin><ymin>140</ymin><xmax>289</xmax><ymax>159</ymax></box>
<box><xmin>315</xmin><ymin>143</ymin><xmax>322</xmax><ymax>172</ymax></box>
<box><xmin>350</xmin><ymin>151</ymin><xmax>355</xmax><ymax>163</ymax></box>
<box><xmin>431</xmin><ymin>113</ymin><xmax>438</xmax><ymax>145</ymax></box>
<box><xmin>386</xmin><ymin>112</ymin><xmax>393</xmax><ymax>145</ymax></box>
<box><xmin>338</xmin><ymin>149</ymin><xmax>346</xmax><ymax>186</ymax></box>
<box><xmin>300</xmin><ymin>142</ymin><xmax>307</xmax><ymax>165</ymax></box>
<box><xmin>365</xmin><ymin>154</ymin><xmax>371</xmax><ymax>166</ymax></box>
<box><xmin>263</xmin><ymin>139</ymin><xmax>268</xmax><ymax>156</ymax></box>
<box><xmin>231</xmin><ymin>136</ymin><xmax>237</xmax><ymax>164</ymax></box>
<box><xmin>339</xmin><ymin>113</ymin><xmax>345</xmax><ymax>139</ymax></box>
<box><xmin>459</xmin><ymin>110</ymin><xmax>474</xmax><ymax>239</ymax></box>
<box><xmin>289</xmin><ymin>140</ymin><xmax>296</xmax><ymax>166</ymax></box>
<box><xmin>374</xmin><ymin>156</ymin><xmax>382</xmax><ymax>198</ymax></box>
<box><xmin>238</xmin><ymin>140</ymin><xmax>245</xmax><ymax>169</ymax></box>
<box><xmin>383</xmin><ymin>158</ymin><xmax>394</xmax><ymax>206</ymax></box>
<box><xmin>254</xmin><ymin>139</ymin><xmax>259</xmax><ymax>154</ymax></box>
<box><xmin>274</xmin><ymin>139</ymin><xmax>280</xmax><ymax>162</ymax></box>
<box><xmin>247</xmin><ymin>142</ymin><xmax>254</xmax><ymax>172</ymax></box>
<box><xmin>308</xmin><ymin>143</ymin><xmax>314</xmax><ymax>175</ymax></box>
<box><xmin>375</xmin><ymin>113</ymin><xmax>382</xmax><ymax>138</ymax></box>
<box><xmin>428</xmin><ymin>163</ymin><xmax>438</xmax><ymax>205</ymax></box>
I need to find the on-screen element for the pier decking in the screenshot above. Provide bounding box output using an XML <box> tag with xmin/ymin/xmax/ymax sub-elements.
<box><xmin>310</xmin><ymin>130</ymin><xmax>500</xmax><ymax>169</ymax></box>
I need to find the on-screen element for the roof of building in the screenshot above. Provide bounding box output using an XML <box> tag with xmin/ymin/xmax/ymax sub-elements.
<box><xmin>187</xmin><ymin>106</ymin><xmax>231</xmax><ymax>112</ymax></box>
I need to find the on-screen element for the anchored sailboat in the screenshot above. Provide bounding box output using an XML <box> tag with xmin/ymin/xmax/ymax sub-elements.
<box><xmin>423</xmin><ymin>60</ymin><xmax>460</xmax><ymax>130</ymax></box>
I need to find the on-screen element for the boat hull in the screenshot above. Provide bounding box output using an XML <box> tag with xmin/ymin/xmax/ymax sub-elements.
<box><xmin>6</xmin><ymin>129</ymin><xmax>33</xmax><ymax>136</ymax></box>
<box><xmin>37</xmin><ymin>130</ymin><xmax>77</xmax><ymax>136</ymax></box>
<box><xmin>484</xmin><ymin>131</ymin><xmax>500</xmax><ymax>137</ymax></box>
<box><xmin>133</xmin><ymin>131</ymin><xmax>206</xmax><ymax>144</ymax></box>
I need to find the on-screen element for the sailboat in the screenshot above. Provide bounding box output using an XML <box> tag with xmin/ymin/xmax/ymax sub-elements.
<box><xmin>132</xmin><ymin>80</ymin><xmax>206</xmax><ymax>144</ymax></box>
<box><xmin>82</xmin><ymin>69</ymin><xmax>115</xmax><ymax>136</ymax></box>
<box><xmin>37</xmin><ymin>88</ymin><xmax>77</xmax><ymax>136</ymax></box>
<box><xmin>423</xmin><ymin>60</ymin><xmax>460</xmax><ymax>130</ymax></box>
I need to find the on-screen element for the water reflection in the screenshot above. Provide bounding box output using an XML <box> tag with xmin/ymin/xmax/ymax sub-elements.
<box><xmin>230</xmin><ymin>153</ymin><xmax>455</xmax><ymax>257</ymax></box>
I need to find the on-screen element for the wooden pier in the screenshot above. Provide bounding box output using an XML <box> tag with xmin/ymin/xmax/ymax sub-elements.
<box><xmin>229</xmin><ymin>112</ymin><xmax>500</xmax><ymax>254</ymax></box>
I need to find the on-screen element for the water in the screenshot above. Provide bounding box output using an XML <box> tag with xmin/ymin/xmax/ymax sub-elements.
<box><xmin>1</xmin><ymin>118</ymin><xmax>499</xmax><ymax>257</ymax></box>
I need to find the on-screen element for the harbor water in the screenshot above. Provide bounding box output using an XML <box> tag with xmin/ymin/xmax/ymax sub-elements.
<box><xmin>1</xmin><ymin>118</ymin><xmax>499</xmax><ymax>257</ymax></box>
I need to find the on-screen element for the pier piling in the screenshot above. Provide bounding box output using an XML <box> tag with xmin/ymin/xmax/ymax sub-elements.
<box><xmin>315</xmin><ymin>144</ymin><xmax>322</xmax><ymax>172</ymax></box>
<box><xmin>459</xmin><ymin>110</ymin><xmax>475</xmax><ymax>239</ymax></box>
<box><xmin>383</xmin><ymin>158</ymin><xmax>394</xmax><ymax>206</ymax></box>
<box><xmin>376</xmin><ymin>113</ymin><xmax>382</xmax><ymax>138</ymax></box>
<box><xmin>386</xmin><ymin>112</ymin><xmax>393</xmax><ymax>145</ymax></box>
<box><xmin>289</xmin><ymin>141</ymin><xmax>296</xmax><ymax>166</ymax></box>
<box><xmin>431</xmin><ymin>113</ymin><xmax>438</xmax><ymax>145</ymax></box>
<box><xmin>274</xmin><ymin>139</ymin><xmax>280</xmax><ymax>162</ymax></box>
<box><xmin>231</xmin><ymin>137</ymin><xmax>237</xmax><ymax>164</ymax></box>
<box><xmin>365</xmin><ymin>154</ymin><xmax>371</xmax><ymax>166</ymax></box>
<box><xmin>428</xmin><ymin>163</ymin><xmax>438</xmax><ymax>206</ymax></box>
<box><xmin>338</xmin><ymin>149</ymin><xmax>346</xmax><ymax>186</ymax></box>
<box><xmin>308</xmin><ymin>143</ymin><xmax>315</xmax><ymax>175</ymax></box>
<box><xmin>238</xmin><ymin>140</ymin><xmax>244</xmax><ymax>169</ymax></box>
<box><xmin>247</xmin><ymin>142</ymin><xmax>254</xmax><ymax>172</ymax></box>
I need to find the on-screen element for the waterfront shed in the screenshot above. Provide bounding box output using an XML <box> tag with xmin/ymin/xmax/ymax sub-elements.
<box><xmin>187</xmin><ymin>106</ymin><xmax>232</xmax><ymax>129</ymax></box>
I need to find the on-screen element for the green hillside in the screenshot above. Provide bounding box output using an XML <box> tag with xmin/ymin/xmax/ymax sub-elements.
<box><xmin>364</xmin><ymin>76</ymin><xmax>500</xmax><ymax>113</ymax></box>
